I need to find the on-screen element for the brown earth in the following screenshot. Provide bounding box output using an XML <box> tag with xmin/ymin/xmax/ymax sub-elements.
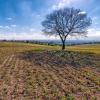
<box><xmin>0</xmin><ymin>50</ymin><xmax>100</xmax><ymax>100</ymax></box>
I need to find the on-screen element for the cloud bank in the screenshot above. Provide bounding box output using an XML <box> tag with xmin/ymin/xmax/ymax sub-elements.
<box><xmin>0</xmin><ymin>0</ymin><xmax>100</xmax><ymax>40</ymax></box>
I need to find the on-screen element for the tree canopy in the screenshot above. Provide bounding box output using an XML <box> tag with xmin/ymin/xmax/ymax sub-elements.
<box><xmin>42</xmin><ymin>7</ymin><xmax>92</xmax><ymax>50</ymax></box>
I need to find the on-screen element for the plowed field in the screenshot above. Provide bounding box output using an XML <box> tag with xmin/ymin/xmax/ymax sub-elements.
<box><xmin>0</xmin><ymin>42</ymin><xmax>100</xmax><ymax>100</ymax></box>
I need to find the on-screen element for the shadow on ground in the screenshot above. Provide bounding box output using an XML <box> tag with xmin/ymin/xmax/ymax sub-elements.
<box><xmin>18</xmin><ymin>50</ymin><xmax>100</xmax><ymax>68</ymax></box>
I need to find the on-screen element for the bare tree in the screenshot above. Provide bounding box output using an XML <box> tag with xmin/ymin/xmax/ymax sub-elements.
<box><xmin>42</xmin><ymin>7</ymin><xmax>92</xmax><ymax>50</ymax></box>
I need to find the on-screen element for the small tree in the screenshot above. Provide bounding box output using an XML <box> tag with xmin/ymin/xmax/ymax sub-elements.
<box><xmin>42</xmin><ymin>7</ymin><xmax>92</xmax><ymax>50</ymax></box>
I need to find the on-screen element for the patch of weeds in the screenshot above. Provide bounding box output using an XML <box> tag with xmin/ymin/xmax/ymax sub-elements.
<box><xmin>60</xmin><ymin>96</ymin><xmax>66</xmax><ymax>100</ymax></box>
<box><xmin>66</xmin><ymin>95</ymin><xmax>75</xmax><ymax>100</ymax></box>
<box><xmin>92</xmin><ymin>96</ymin><xmax>97</xmax><ymax>100</ymax></box>
<box><xmin>33</xmin><ymin>48</ymin><xmax>46</xmax><ymax>52</ymax></box>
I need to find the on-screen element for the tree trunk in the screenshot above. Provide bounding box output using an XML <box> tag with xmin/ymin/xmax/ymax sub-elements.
<box><xmin>62</xmin><ymin>41</ymin><xmax>65</xmax><ymax>50</ymax></box>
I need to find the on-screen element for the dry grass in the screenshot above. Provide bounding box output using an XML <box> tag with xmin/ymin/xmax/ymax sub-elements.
<box><xmin>0</xmin><ymin>42</ymin><xmax>100</xmax><ymax>100</ymax></box>
<box><xmin>67</xmin><ymin>44</ymin><xmax>100</xmax><ymax>54</ymax></box>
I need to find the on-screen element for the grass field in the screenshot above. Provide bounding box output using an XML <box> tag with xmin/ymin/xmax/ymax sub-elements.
<box><xmin>0</xmin><ymin>42</ymin><xmax>100</xmax><ymax>100</ymax></box>
<box><xmin>67</xmin><ymin>44</ymin><xmax>100</xmax><ymax>54</ymax></box>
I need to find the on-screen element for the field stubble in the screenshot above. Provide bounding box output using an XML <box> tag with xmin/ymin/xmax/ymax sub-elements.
<box><xmin>0</xmin><ymin>42</ymin><xmax>100</xmax><ymax>100</ymax></box>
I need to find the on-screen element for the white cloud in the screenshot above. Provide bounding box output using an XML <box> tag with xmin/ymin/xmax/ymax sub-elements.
<box><xmin>5</xmin><ymin>26</ymin><xmax>10</xmax><ymax>29</ymax></box>
<box><xmin>30</xmin><ymin>28</ymin><xmax>35</xmax><ymax>32</ymax></box>
<box><xmin>78</xmin><ymin>11</ymin><xmax>86</xmax><ymax>15</ymax></box>
<box><xmin>0</xmin><ymin>26</ymin><xmax>3</xmax><ymax>28</ymax></box>
<box><xmin>52</xmin><ymin>0</ymin><xmax>78</xmax><ymax>10</ymax></box>
<box><xmin>0</xmin><ymin>32</ymin><xmax>55</xmax><ymax>40</ymax></box>
<box><xmin>52</xmin><ymin>0</ymin><xmax>88</xmax><ymax>10</ymax></box>
<box><xmin>6</xmin><ymin>17</ymin><xmax>12</xmax><ymax>20</ymax></box>
<box><xmin>32</xmin><ymin>13</ymin><xmax>41</xmax><ymax>18</ymax></box>
<box><xmin>58</xmin><ymin>0</ymin><xmax>73</xmax><ymax>8</ymax></box>
<box><xmin>88</xmin><ymin>28</ymin><xmax>100</xmax><ymax>37</ymax></box>
<box><xmin>92</xmin><ymin>16</ymin><xmax>100</xmax><ymax>25</ymax></box>
<box><xmin>0</xmin><ymin>25</ymin><xmax>10</xmax><ymax>29</ymax></box>
<box><xmin>0</xmin><ymin>28</ymin><xmax>100</xmax><ymax>40</ymax></box>
<box><xmin>11</xmin><ymin>24</ymin><xmax>17</xmax><ymax>27</ymax></box>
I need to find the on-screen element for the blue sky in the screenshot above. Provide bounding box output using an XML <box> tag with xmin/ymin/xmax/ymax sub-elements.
<box><xmin>0</xmin><ymin>0</ymin><xmax>100</xmax><ymax>40</ymax></box>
